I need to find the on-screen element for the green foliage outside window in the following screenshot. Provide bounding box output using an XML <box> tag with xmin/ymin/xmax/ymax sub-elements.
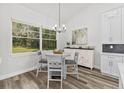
<box><xmin>42</xmin><ymin>28</ymin><xmax>56</xmax><ymax>50</ymax></box>
<box><xmin>12</xmin><ymin>21</ymin><xmax>40</xmax><ymax>53</ymax></box>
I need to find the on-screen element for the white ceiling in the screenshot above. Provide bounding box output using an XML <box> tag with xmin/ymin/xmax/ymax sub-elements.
<box><xmin>21</xmin><ymin>3</ymin><xmax>90</xmax><ymax>24</ymax></box>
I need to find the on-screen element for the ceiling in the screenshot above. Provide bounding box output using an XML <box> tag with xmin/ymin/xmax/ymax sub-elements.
<box><xmin>21</xmin><ymin>3</ymin><xmax>90</xmax><ymax>24</ymax></box>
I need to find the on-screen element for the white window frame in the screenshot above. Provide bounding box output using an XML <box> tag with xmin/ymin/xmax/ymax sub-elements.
<box><xmin>11</xmin><ymin>18</ymin><xmax>41</xmax><ymax>56</ymax></box>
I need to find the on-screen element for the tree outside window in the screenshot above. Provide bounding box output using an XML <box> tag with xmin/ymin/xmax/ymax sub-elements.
<box><xmin>42</xmin><ymin>28</ymin><xmax>56</xmax><ymax>50</ymax></box>
<box><xmin>12</xmin><ymin>21</ymin><xmax>40</xmax><ymax>53</ymax></box>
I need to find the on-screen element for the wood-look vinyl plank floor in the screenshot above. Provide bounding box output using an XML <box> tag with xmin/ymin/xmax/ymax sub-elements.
<box><xmin>0</xmin><ymin>66</ymin><xmax>119</xmax><ymax>89</ymax></box>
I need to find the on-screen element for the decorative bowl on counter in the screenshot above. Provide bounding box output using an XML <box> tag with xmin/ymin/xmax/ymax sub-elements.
<box><xmin>53</xmin><ymin>49</ymin><xmax>63</xmax><ymax>54</ymax></box>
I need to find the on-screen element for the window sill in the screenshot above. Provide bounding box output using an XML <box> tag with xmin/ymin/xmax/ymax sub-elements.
<box><xmin>11</xmin><ymin>50</ymin><xmax>53</xmax><ymax>57</ymax></box>
<box><xmin>11</xmin><ymin>52</ymin><xmax>37</xmax><ymax>57</ymax></box>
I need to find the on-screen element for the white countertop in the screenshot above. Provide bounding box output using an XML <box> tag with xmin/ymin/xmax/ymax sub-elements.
<box><xmin>118</xmin><ymin>63</ymin><xmax>124</xmax><ymax>87</ymax></box>
<box><xmin>46</xmin><ymin>53</ymin><xmax>70</xmax><ymax>57</ymax></box>
<box><xmin>101</xmin><ymin>53</ymin><xmax>124</xmax><ymax>57</ymax></box>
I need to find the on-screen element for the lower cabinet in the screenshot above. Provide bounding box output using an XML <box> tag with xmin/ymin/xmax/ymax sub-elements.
<box><xmin>101</xmin><ymin>55</ymin><xmax>123</xmax><ymax>77</ymax></box>
<box><xmin>119</xmin><ymin>76</ymin><xmax>124</xmax><ymax>88</ymax></box>
<box><xmin>64</xmin><ymin>48</ymin><xmax>94</xmax><ymax>70</ymax></box>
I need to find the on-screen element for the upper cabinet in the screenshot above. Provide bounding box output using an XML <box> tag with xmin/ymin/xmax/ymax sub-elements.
<box><xmin>122</xmin><ymin>7</ymin><xmax>124</xmax><ymax>43</ymax></box>
<box><xmin>102</xmin><ymin>8</ymin><xmax>122</xmax><ymax>43</ymax></box>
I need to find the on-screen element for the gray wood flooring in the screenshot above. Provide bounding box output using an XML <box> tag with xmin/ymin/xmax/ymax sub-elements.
<box><xmin>0</xmin><ymin>66</ymin><xmax>119</xmax><ymax>89</ymax></box>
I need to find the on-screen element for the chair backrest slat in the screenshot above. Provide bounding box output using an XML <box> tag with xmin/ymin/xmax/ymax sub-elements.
<box><xmin>37</xmin><ymin>51</ymin><xmax>42</xmax><ymax>61</ymax></box>
<box><xmin>46</xmin><ymin>55</ymin><xmax>64</xmax><ymax>69</ymax></box>
<box><xmin>74</xmin><ymin>52</ymin><xmax>79</xmax><ymax>64</ymax></box>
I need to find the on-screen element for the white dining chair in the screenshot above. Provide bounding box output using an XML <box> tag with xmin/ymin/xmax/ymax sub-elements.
<box><xmin>36</xmin><ymin>51</ymin><xmax>47</xmax><ymax>77</ymax></box>
<box><xmin>65</xmin><ymin>52</ymin><xmax>79</xmax><ymax>79</ymax></box>
<box><xmin>46</xmin><ymin>54</ymin><xmax>64</xmax><ymax>89</ymax></box>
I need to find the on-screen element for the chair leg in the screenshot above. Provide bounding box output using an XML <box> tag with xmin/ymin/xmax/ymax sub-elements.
<box><xmin>61</xmin><ymin>73</ymin><xmax>63</xmax><ymax>89</ymax></box>
<box><xmin>76</xmin><ymin>65</ymin><xmax>79</xmax><ymax>79</ymax></box>
<box><xmin>77</xmin><ymin>73</ymin><xmax>79</xmax><ymax>79</ymax></box>
<box><xmin>61</xmin><ymin>80</ymin><xmax>62</xmax><ymax>89</ymax></box>
<box><xmin>64</xmin><ymin>65</ymin><xmax>67</xmax><ymax>79</ymax></box>
<box><xmin>36</xmin><ymin>64</ymin><xmax>43</xmax><ymax>77</ymax></box>
<box><xmin>47</xmin><ymin>80</ymin><xmax>49</xmax><ymax>89</ymax></box>
<box><xmin>47</xmin><ymin>70</ymin><xmax>49</xmax><ymax>89</ymax></box>
<box><xmin>36</xmin><ymin>68</ymin><xmax>39</xmax><ymax>77</ymax></box>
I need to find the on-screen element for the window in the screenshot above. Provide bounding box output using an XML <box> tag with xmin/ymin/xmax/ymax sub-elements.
<box><xmin>12</xmin><ymin>20</ymin><xmax>40</xmax><ymax>53</ymax></box>
<box><xmin>42</xmin><ymin>28</ymin><xmax>56</xmax><ymax>50</ymax></box>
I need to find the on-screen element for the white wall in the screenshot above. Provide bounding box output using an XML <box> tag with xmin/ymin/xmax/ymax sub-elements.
<box><xmin>64</xmin><ymin>3</ymin><xmax>124</xmax><ymax>69</ymax></box>
<box><xmin>0</xmin><ymin>4</ymin><xmax>58</xmax><ymax>79</ymax></box>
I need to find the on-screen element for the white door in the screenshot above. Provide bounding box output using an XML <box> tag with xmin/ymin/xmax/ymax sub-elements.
<box><xmin>102</xmin><ymin>8</ymin><xmax>122</xmax><ymax>43</ymax></box>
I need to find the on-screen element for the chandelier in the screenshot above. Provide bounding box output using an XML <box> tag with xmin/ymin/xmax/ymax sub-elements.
<box><xmin>53</xmin><ymin>3</ymin><xmax>66</xmax><ymax>33</ymax></box>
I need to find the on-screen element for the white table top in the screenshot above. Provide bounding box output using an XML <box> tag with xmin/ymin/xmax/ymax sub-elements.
<box><xmin>118</xmin><ymin>63</ymin><xmax>124</xmax><ymax>87</ymax></box>
<box><xmin>101</xmin><ymin>53</ymin><xmax>124</xmax><ymax>57</ymax></box>
<box><xmin>46</xmin><ymin>53</ymin><xmax>70</xmax><ymax>57</ymax></box>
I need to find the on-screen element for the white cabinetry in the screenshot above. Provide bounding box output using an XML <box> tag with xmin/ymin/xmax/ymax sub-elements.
<box><xmin>64</xmin><ymin>48</ymin><xmax>94</xmax><ymax>70</ymax></box>
<box><xmin>77</xmin><ymin>49</ymin><xmax>94</xmax><ymax>70</ymax></box>
<box><xmin>118</xmin><ymin>63</ymin><xmax>124</xmax><ymax>88</ymax></box>
<box><xmin>101</xmin><ymin>7</ymin><xmax>124</xmax><ymax>78</ymax></box>
<box><xmin>101</xmin><ymin>54</ymin><xmax>123</xmax><ymax>77</ymax></box>
<box><xmin>102</xmin><ymin>8</ymin><xmax>122</xmax><ymax>43</ymax></box>
<box><xmin>121</xmin><ymin>7</ymin><xmax>124</xmax><ymax>43</ymax></box>
<box><xmin>101</xmin><ymin>55</ymin><xmax>111</xmax><ymax>75</ymax></box>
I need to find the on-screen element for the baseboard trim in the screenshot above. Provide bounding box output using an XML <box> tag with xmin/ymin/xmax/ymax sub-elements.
<box><xmin>0</xmin><ymin>66</ymin><xmax>37</xmax><ymax>80</ymax></box>
<box><xmin>94</xmin><ymin>65</ymin><xmax>100</xmax><ymax>70</ymax></box>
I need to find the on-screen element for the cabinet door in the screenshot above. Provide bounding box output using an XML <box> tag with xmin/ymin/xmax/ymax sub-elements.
<box><xmin>121</xmin><ymin>7</ymin><xmax>124</xmax><ymax>43</ymax></box>
<box><xmin>78</xmin><ymin>51</ymin><xmax>89</xmax><ymax>66</ymax></box>
<box><xmin>102</xmin><ymin>8</ymin><xmax>122</xmax><ymax>43</ymax></box>
<box><xmin>101</xmin><ymin>55</ymin><xmax>111</xmax><ymax>75</ymax></box>
<box><xmin>101</xmin><ymin>55</ymin><xmax>123</xmax><ymax>77</ymax></box>
<box><xmin>76</xmin><ymin>50</ymin><xmax>84</xmax><ymax>64</ymax></box>
<box><xmin>111</xmin><ymin>56</ymin><xmax>123</xmax><ymax>77</ymax></box>
<box><xmin>102</xmin><ymin>13</ymin><xmax>111</xmax><ymax>42</ymax></box>
<box><xmin>78</xmin><ymin>50</ymin><xmax>93</xmax><ymax>68</ymax></box>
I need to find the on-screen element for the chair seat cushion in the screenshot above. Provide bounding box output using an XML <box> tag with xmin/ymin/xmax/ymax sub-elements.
<box><xmin>39</xmin><ymin>59</ymin><xmax>47</xmax><ymax>63</ymax></box>
<box><xmin>65</xmin><ymin>59</ymin><xmax>76</xmax><ymax>64</ymax></box>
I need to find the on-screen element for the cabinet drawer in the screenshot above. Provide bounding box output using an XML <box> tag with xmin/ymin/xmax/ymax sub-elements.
<box><xmin>79</xmin><ymin>56</ymin><xmax>88</xmax><ymax>64</ymax></box>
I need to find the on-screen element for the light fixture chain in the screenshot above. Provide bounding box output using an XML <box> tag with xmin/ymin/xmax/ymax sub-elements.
<box><xmin>59</xmin><ymin>3</ymin><xmax>60</xmax><ymax>28</ymax></box>
<box><xmin>53</xmin><ymin>3</ymin><xmax>66</xmax><ymax>33</ymax></box>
